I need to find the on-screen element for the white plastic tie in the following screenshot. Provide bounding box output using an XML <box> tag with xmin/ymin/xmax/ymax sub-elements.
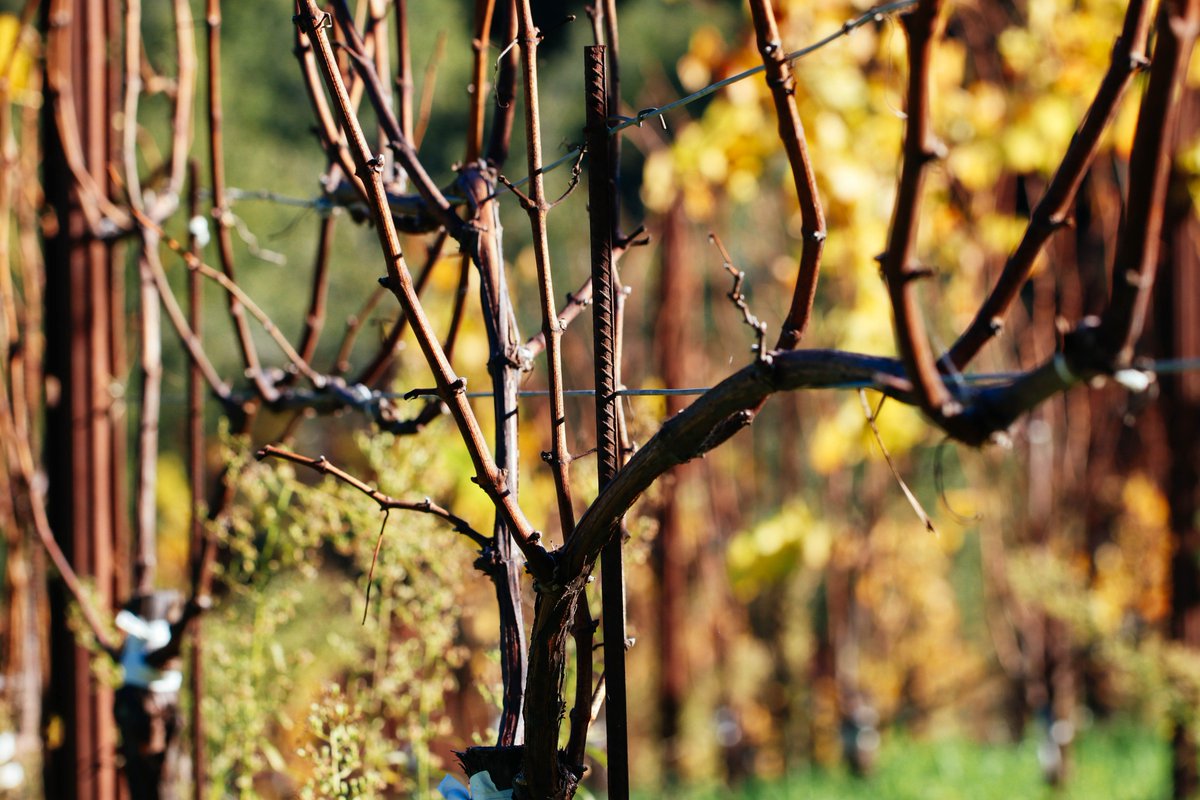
<box><xmin>1113</xmin><ymin>369</ymin><xmax>1152</xmax><ymax>393</ymax></box>
<box><xmin>436</xmin><ymin>772</ymin><xmax>513</xmax><ymax>800</ymax></box>
<box><xmin>116</xmin><ymin>611</ymin><xmax>183</xmax><ymax>693</ymax></box>
<box><xmin>187</xmin><ymin>215</ymin><xmax>211</xmax><ymax>248</ymax></box>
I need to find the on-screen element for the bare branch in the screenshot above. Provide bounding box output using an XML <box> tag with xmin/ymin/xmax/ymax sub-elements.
<box><xmin>394</xmin><ymin>0</ymin><xmax>415</xmax><ymax>147</ymax></box>
<box><xmin>467</xmin><ymin>0</ymin><xmax>498</xmax><ymax>163</ymax></box>
<box><xmin>366</xmin><ymin>0</ymin><xmax>394</xmax><ymax>172</ymax></box>
<box><xmin>294</xmin><ymin>17</ymin><xmax>367</xmax><ymax>203</ymax></box>
<box><xmin>414</xmin><ymin>32</ymin><xmax>448</xmax><ymax>150</ymax></box>
<box><xmin>549</xmin><ymin>147</ymin><xmax>587</xmax><ymax>208</ymax></box>
<box><xmin>134</xmin><ymin>234</ymin><xmax>164</xmax><ymax>596</ymax></box>
<box><xmin>486</xmin><ymin>0</ymin><xmax>520</xmax><ymax>166</ymax></box>
<box><xmin>709</xmin><ymin>233</ymin><xmax>768</xmax><ymax>359</ymax></box>
<box><xmin>459</xmin><ymin>160</ymin><xmax>530</xmax><ymax>747</ymax></box>
<box><xmin>515</xmin><ymin>0</ymin><xmax>577</xmax><ymax>540</ymax></box>
<box><xmin>947</xmin><ymin>0</ymin><xmax>1153</xmax><ymax>368</ymax></box>
<box><xmin>207</xmin><ymin>0</ymin><xmax>279</xmax><ymax>402</ymax></box>
<box><xmin>748</xmin><ymin>0</ymin><xmax>826</xmax><ymax>350</ymax></box>
<box><xmin>443</xmin><ymin>253</ymin><xmax>472</xmax><ymax>360</ymax></box>
<box><xmin>295</xmin><ymin>213</ymin><xmax>338</xmax><ymax>369</ymax></box>
<box><xmin>44</xmin><ymin>0</ymin><xmax>131</xmax><ymax>235</ymax></box>
<box><xmin>256</xmin><ymin>444</ymin><xmax>489</xmax><ymax>548</ymax></box>
<box><xmin>877</xmin><ymin>0</ymin><xmax>957</xmax><ymax>422</ymax></box>
<box><xmin>564</xmin><ymin>592</ymin><xmax>597</xmax><ymax>766</ymax></box>
<box><xmin>561</xmin><ymin>349</ymin><xmax>911</xmax><ymax>584</ymax></box>
<box><xmin>0</xmin><ymin>384</ymin><xmax>118</xmax><ymax>655</ymax></box>
<box><xmin>158</xmin><ymin>0</ymin><xmax>196</xmax><ymax>215</ymax></box>
<box><xmin>354</xmin><ymin>230</ymin><xmax>448</xmax><ymax>387</ymax></box>
<box><xmin>122</xmin><ymin>0</ymin><xmax>146</xmax><ymax>211</ymax></box>
<box><xmin>132</xmin><ymin>208</ymin><xmax>325</xmax><ymax>391</ymax></box>
<box><xmin>332</xmin><ymin>285</ymin><xmax>388</xmax><ymax>375</ymax></box>
<box><xmin>295</xmin><ymin>0</ymin><xmax>552</xmax><ymax>580</ymax></box>
<box><xmin>858</xmin><ymin>390</ymin><xmax>934</xmax><ymax>533</ymax></box>
<box><xmin>496</xmin><ymin>170</ymin><xmax>537</xmax><ymax>210</ymax></box>
<box><xmin>1097</xmin><ymin>0</ymin><xmax>1200</xmax><ymax>365</ymax></box>
<box><xmin>521</xmin><ymin>280</ymin><xmax>593</xmax><ymax>361</ymax></box>
<box><xmin>328</xmin><ymin>0</ymin><xmax>467</xmax><ymax>239</ymax></box>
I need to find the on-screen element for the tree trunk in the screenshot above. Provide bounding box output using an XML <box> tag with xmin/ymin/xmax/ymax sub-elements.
<box><xmin>1163</xmin><ymin>90</ymin><xmax>1200</xmax><ymax>800</ymax></box>
<box><xmin>42</xmin><ymin>1</ymin><xmax>122</xmax><ymax>796</ymax></box>
<box><xmin>652</xmin><ymin>199</ymin><xmax>697</xmax><ymax>781</ymax></box>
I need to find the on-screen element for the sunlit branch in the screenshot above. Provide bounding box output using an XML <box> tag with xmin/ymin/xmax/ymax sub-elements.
<box><xmin>521</xmin><ymin>279</ymin><xmax>593</xmax><ymax>361</ymax></box>
<box><xmin>158</xmin><ymin>0</ymin><xmax>196</xmax><ymax>214</ymax></box>
<box><xmin>295</xmin><ymin>213</ymin><xmax>337</xmax><ymax>369</ymax></box>
<box><xmin>467</xmin><ymin>0</ymin><xmax>497</xmax><ymax>164</ymax></box>
<box><xmin>332</xmin><ymin>284</ymin><xmax>388</xmax><ymax>375</ymax></box>
<box><xmin>355</xmin><ymin>230</ymin><xmax>448</xmax><ymax>387</ymax></box>
<box><xmin>877</xmin><ymin>0</ymin><xmax>958</xmax><ymax>424</ymax></box>
<box><xmin>1097</xmin><ymin>0</ymin><xmax>1200</xmax><ymax>365</ymax></box>
<box><xmin>395</xmin><ymin>0</ymin><xmax>414</xmax><ymax>149</ymax></box>
<box><xmin>515</xmin><ymin>0</ymin><xmax>576</xmax><ymax>541</ymax></box>
<box><xmin>749</xmin><ymin>0</ymin><xmax>826</xmax><ymax>351</ymax></box>
<box><xmin>256</xmin><ymin>444</ymin><xmax>490</xmax><ymax>548</ymax></box>
<box><xmin>560</xmin><ymin>350</ymin><xmax>911</xmax><ymax>584</ymax></box>
<box><xmin>207</xmin><ymin>0</ymin><xmax>279</xmax><ymax>402</ymax></box>
<box><xmin>294</xmin><ymin>20</ymin><xmax>368</xmax><ymax>204</ymax></box>
<box><xmin>366</xmin><ymin>0</ymin><xmax>394</xmax><ymax>175</ymax></box>
<box><xmin>328</xmin><ymin>0</ymin><xmax>467</xmax><ymax>239</ymax></box>
<box><xmin>122</xmin><ymin>0</ymin><xmax>145</xmax><ymax>211</ymax></box>
<box><xmin>133</xmin><ymin>209</ymin><xmax>325</xmax><ymax>391</ymax></box>
<box><xmin>294</xmin><ymin>0</ymin><xmax>552</xmax><ymax>580</ymax></box>
<box><xmin>947</xmin><ymin>0</ymin><xmax>1153</xmax><ymax>369</ymax></box>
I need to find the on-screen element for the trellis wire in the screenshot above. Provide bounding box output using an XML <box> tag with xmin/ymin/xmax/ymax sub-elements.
<box><xmin>149</xmin><ymin>359</ymin><xmax>1200</xmax><ymax>407</ymax></box>
<box><xmin>394</xmin><ymin>358</ymin><xmax>1200</xmax><ymax>401</ymax></box>
<box><xmin>506</xmin><ymin>1</ymin><xmax>919</xmax><ymax>190</ymax></box>
<box><xmin>222</xmin><ymin>0</ymin><xmax>919</xmax><ymax>209</ymax></box>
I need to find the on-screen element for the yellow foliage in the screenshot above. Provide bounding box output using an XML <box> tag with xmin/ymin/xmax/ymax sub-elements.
<box><xmin>1123</xmin><ymin>473</ymin><xmax>1170</xmax><ymax>529</ymax></box>
<box><xmin>1109</xmin><ymin>89</ymin><xmax>1142</xmax><ymax>159</ymax></box>
<box><xmin>852</xmin><ymin>515</ymin><xmax>978</xmax><ymax>721</ymax></box>
<box><xmin>998</xmin><ymin>27</ymin><xmax>1041</xmax><ymax>78</ymax></box>
<box><xmin>1116</xmin><ymin>474</ymin><xmax>1172</xmax><ymax>622</ymax></box>
<box><xmin>154</xmin><ymin>455</ymin><xmax>196</xmax><ymax>591</ymax></box>
<box><xmin>948</xmin><ymin>141</ymin><xmax>1003</xmax><ymax>192</ymax></box>
<box><xmin>809</xmin><ymin>397</ymin><xmax>868</xmax><ymax>475</ymax></box>
<box><xmin>978</xmin><ymin>212</ymin><xmax>1029</xmax><ymax>258</ymax></box>
<box><xmin>809</xmin><ymin>391</ymin><xmax>929</xmax><ymax>477</ymax></box>
<box><xmin>866</xmin><ymin>395</ymin><xmax>929</xmax><ymax>456</ymax></box>
<box><xmin>726</xmin><ymin>500</ymin><xmax>832</xmax><ymax>600</ymax></box>
<box><xmin>0</xmin><ymin>15</ymin><xmax>32</xmax><ymax>94</ymax></box>
<box><xmin>676</xmin><ymin>26</ymin><xmax>726</xmax><ymax>92</ymax></box>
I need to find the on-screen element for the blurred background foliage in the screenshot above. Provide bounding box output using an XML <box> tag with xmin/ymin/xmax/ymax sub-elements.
<box><xmin>2</xmin><ymin>0</ymin><xmax>1198</xmax><ymax>796</ymax></box>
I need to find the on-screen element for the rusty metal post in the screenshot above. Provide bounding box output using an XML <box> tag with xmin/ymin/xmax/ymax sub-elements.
<box><xmin>585</xmin><ymin>43</ymin><xmax>629</xmax><ymax>799</ymax></box>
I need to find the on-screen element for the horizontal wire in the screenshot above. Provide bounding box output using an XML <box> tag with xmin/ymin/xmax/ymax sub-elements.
<box><xmin>506</xmin><ymin>0</ymin><xmax>917</xmax><ymax>191</ymax></box>
<box><xmin>135</xmin><ymin>359</ymin><xmax>1200</xmax><ymax>407</ymax></box>
<box><xmin>1151</xmin><ymin>357</ymin><xmax>1200</xmax><ymax>373</ymax></box>
<box><xmin>393</xmin><ymin>358</ymin><xmax>1197</xmax><ymax>401</ymax></box>
<box><xmin>220</xmin><ymin>1</ymin><xmax>916</xmax><ymax>209</ymax></box>
<box><xmin>605</xmin><ymin>0</ymin><xmax>918</xmax><ymax>138</ymax></box>
<box><xmin>185</xmin><ymin>0</ymin><xmax>1198</xmax><ymax>407</ymax></box>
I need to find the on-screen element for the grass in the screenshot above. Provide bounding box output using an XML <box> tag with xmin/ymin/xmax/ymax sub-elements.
<box><xmin>635</xmin><ymin>720</ymin><xmax>1169</xmax><ymax>799</ymax></box>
